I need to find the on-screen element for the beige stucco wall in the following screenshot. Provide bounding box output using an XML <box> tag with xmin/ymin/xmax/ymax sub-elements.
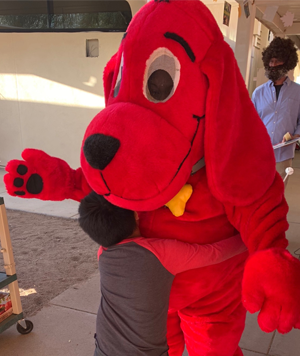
<box><xmin>130</xmin><ymin>0</ymin><xmax>146</xmax><ymax>16</ymax></box>
<box><xmin>248</xmin><ymin>19</ymin><xmax>270</xmax><ymax>97</ymax></box>
<box><xmin>0</xmin><ymin>0</ymin><xmax>146</xmax><ymax>168</ymax></box>
<box><xmin>205</xmin><ymin>0</ymin><xmax>239</xmax><ymax>51</ymax></box>
<box><xmin>0</xmin><ymin>31</ymin><xmax>124</xmax><ymax>168</ymax></box>
<box><xmin>293</xmin><ymin>50</ymin><xmax>300</xmax><ymax>83</ymax></box>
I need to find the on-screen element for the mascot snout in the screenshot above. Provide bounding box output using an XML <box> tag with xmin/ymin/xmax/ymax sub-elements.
<box><xmin>80</xmin><ymin>102</ymin><xmax>203</xmax><ymax>211</ymax></box>
<box><xmin>83</xmin><ymin>134</ymin><xmax>120</xmax><ymax>170</ymax></box>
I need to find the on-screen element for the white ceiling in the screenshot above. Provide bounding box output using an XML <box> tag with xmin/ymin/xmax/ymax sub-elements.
<box><xmin>251</xmin><ymin>0</ymin><xmax>300</xmax><ymax>47</ymax></box>
<box><xmin>204</xmin><ymin>1</ymin><xmax>300</xmax><ymax>43</ymax></box>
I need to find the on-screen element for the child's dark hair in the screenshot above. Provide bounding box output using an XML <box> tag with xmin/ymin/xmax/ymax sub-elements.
<box><xmin>78</xmin><ymin>191</ymin><xmax>136</xmax><ymax>247</ymax></box>
<box><xmin>262</xmin><ymin>37</ymin><xmax>298</xmax><ymax>71</ymax></box>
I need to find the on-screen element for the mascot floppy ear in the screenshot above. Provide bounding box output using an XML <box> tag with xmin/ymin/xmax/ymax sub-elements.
<box><xmin>103</xmin><ymin>52</ymin><xmax>118</xmax><ymax>106</ymax></box>
<box><xmin>201</xmin><ymin>40</ymin><xmax>276</xmax><ymax>206</ymax></box>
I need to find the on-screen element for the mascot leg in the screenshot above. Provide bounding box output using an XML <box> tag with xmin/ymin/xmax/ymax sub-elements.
<box><xmin>178</xmin><ymin>300</ymin><xmax>246</xmax><ymax>356</ymax></box>
<box><xmin>167</xmin><ymin>311</ymin><xmax>185</xmax><ymax>356</ymax></box>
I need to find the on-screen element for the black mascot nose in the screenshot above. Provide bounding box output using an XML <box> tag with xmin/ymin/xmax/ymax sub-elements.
<box><xmin>83</xmin><ymin>134</ymin><xmax>120</xmax><ymax>170</ymax></box>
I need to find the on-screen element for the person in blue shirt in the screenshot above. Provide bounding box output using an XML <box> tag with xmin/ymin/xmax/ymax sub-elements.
<box><xmin>252</xmin><ymin>37</ymin><xmax>300</xmax><ymax>186</ymax></box>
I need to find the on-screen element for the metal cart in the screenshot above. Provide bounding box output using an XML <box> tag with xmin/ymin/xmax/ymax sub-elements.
<box><xmin>0</xmin><ymin>196</ymin><xmax>33</xmax><ymax>334</ymax></box>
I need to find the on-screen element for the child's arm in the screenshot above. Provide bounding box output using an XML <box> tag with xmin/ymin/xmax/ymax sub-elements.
<box><xmin>134</xmin><ymin>235</ymin><xmax>247</xmax><ymax>275</ymax></box>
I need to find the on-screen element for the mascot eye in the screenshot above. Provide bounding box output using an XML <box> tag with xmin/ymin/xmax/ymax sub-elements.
<box><xmin>113</xmin><ymin>53</ymin><xmax>124</xmax><ymax>98</ymax></box>
<box><xmin>144</xmin><ymin>48</ymin><xmax>180</xmax><ymax>103</ymax></box>
<box><xmin>148</xmin><ymin>70</ymin><xmax>173</xmax><ymax>101</ymax></box>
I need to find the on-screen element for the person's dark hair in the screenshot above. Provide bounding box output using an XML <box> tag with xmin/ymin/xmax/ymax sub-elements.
<box><xmin>262</xmin><ymin>37</ymin><xmax>298</xmax><ymax>71</ymax></box>
<box><xmin>78</xmin><ymin>191</ymin><xmax>136</xmax><ymax>247</ymax></box>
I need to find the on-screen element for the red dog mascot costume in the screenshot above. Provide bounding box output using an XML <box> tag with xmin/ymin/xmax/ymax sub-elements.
<box><xmin>4</xmin><ymin>1</ymin><xmax>300</xmax><ymax>355</ymax></box>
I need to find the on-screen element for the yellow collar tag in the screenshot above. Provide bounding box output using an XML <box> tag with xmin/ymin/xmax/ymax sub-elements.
<box><xmin>165</xmin><ymin>184</ymin><xmax>193</xmax><ymax>217</ymax></box>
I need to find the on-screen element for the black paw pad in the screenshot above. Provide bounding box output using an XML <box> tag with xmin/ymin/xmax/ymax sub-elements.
<box><xmin>17</xmin><ymin>165</ymin><xmax>28</xmax><ymax>175</ymax></box>
<box><xmin>14</xmin><ymin>178</ymin><xmax>24</xmax><ymax>188</ymax></box>
<box><xmin>26</xmin><ymin>174</ymin><xmax>43</xmax><ymax>194</ymax></box>
<box><xmin>14</xmin><ymin>191</ymin><xmax>26</xmax><ymax>196</ymax></box>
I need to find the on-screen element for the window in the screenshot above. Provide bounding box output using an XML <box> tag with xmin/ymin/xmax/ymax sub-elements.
<box><xmin>0</xmin><ymin>1</ymin><xmax>132</xmax><ymax>32</ymax></box>
<box><xmin>86</xmin><ymin>39</ymin><xmax>99</xmax><ymax>57</ymax></box>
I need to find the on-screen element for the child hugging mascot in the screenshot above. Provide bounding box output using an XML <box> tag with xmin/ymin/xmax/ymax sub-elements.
<box><xmin>4</xmin><ymin>0</ymin><xmax>300</xmax><ymax>355</ymax></box>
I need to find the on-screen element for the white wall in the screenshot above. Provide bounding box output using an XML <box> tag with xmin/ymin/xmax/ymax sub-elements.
<box><xmin>0</xmin><ymin>0</ymin><xmax>146</xmax><ymax>168</ymax></box>
<box><xmin>0</xmin><ymin>31</ymin><xmax>124</xmax><ymax>168</ymax></box>
<box><xmin>205</xmin><ymin>0</ymin><xmax>239</xmax><ymax>51</ymax></box>
<box><xmin>294</xmin><ymin>51</ymin><xmax>300</xmax><ymax>83</ymax></box>
<box><xmin>129</xmin><ymin>0</ymin><xmax>146</xmax><ymax>16</ymax></box>
<box><xmin>248</xmin><ymin>19</ymin><xmax>270</xmax><ymax>97</ymax></box>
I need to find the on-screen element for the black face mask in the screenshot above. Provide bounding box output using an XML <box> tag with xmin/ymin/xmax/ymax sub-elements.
<box><xmin>265</xmin><ymin>64</ymin><xmax>288</xmax><ymax>82</ymax></box>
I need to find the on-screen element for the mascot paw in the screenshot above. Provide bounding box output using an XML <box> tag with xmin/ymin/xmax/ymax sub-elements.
<box><xmin>242</xmin><ymin>248</ymin><xmax>300</xmax><ymax>334</ymax></box>
<box><xmin>5</xmin><ymin>161</ymin><xmax>43</xmax><ymax>197</ymax></box>
<box><xmin>4</xmin><ymin>149</ymin><xmax>73</xmax><ymax>201</ymax></box>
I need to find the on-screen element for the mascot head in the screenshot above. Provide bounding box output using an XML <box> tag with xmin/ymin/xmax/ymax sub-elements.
<box><xmin>80</xmin><ymin>0</ymin><xmax>275</xmax><ymax>211</ymax></box>
<box><xmin>262</xmin><ymin>37</ymin><xmax>298</xmax><ymax>82</ymax></box>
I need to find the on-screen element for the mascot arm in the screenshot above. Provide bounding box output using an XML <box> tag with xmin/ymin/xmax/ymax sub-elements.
<box><xmin>70</xmin><ymin>167</ymin><xmax>92</xmax><ymax>201</ymax></box>
<box><xmin>4</xmin><ymin>149</ymin><xmax>92</xmax><ymax>202</ymax></box>
<box><xmin>224</xmin><ymin>172</ymin><xmax>289</xmax><ymax>253</ymax></box>
<box><xmin>224</xmin><ymin>173</ymin><xmax>300</xmax><ymax>334</ymax></box>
